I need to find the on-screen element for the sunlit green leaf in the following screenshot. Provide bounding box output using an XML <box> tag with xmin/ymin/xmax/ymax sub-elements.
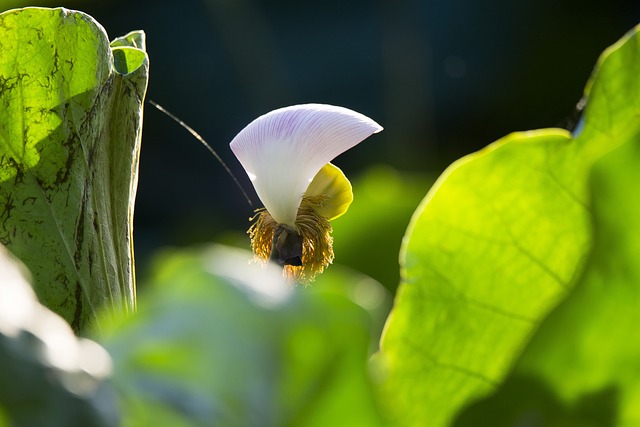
<box><xmin>454</xmin><ymin>126</ymin><xmax>640</xmax><ymax>427</ymax></box>
<box><xmin>0</xmin><ymin>7</ymin><xmax>148</xmax><ymax>332</ymax></box>
<box><xmin>99</xmin><ymin>245</ymin><xmax>384</xmax><ymax>427</ymax></box>
<box><xmin>376</xmin><ymin>25</ymin><xmax>640</xmax><ymax>427</ymax></box>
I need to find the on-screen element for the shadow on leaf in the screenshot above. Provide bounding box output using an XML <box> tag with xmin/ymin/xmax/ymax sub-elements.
<box><xmin>452</xmin><ymin>375</ymin><xmax>618</xmax><ymax>427</ymax></box>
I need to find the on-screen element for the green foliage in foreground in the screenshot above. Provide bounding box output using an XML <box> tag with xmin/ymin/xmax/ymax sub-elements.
<box><xmin>0</xmin><ymin>246</ymin><xmax>117</xmax><ymax>427</ymax></box>
<box><xmin>0</xmin><ymin>7</ymin><xmax>148</xmax><ymax>332</ymax></box>
<box><xmin>377</xmin><ymin>25</ymin><xmax>640</xmax><ymax>427</ymax></box>
<box><xmin>454</xmin><ymin>115</ymin><xmax>640</xmax><ymax>427</ymax></box>
<box><xmin>1</xmin><ymin>6</ymin><xmax>640</xmax><ymax>427</ymax></box>
<box><xmin>100</xmin><ymin>246</ymin><xmax>384</xmax><ymax>427</ymax></box>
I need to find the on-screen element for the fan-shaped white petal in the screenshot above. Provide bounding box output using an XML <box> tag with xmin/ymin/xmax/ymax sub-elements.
<box><xmin>230</xmin><ymin>104</ymin><xmax>382</xmax><ymax>225</ymax></box>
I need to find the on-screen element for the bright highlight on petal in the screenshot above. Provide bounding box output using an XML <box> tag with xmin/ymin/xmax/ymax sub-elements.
<box><xmin>230</xmin><ymin>103</ymin><xmax>382</xmax><ymax>225</ymax></box>
<box><xmin>231</xmin><ymin>103</ymin><xmax>382</xmax><ymax>283</ymax></box>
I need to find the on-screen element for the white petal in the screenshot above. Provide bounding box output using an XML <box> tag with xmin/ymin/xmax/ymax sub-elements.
<box><xmin>230</xmin><ymin>104</ymin><xmax>382</xmax><ymax>225</ymax></box>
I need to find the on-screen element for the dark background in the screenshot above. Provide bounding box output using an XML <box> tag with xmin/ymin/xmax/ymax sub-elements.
<box><xmin>3</xmin><ymin>0</ymin><xmax>640</xmax><ymax>275</ymax></box>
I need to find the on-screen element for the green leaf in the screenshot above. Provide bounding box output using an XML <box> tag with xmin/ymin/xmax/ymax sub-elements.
<box><xmin>376</xmin><ymin>25</ymin><xmax>640</xmax><ymax>427</ymax></box>
<box><xmin>0</xmin><ymin>244</ymin><xmax>118</xmax><ymax>427</ymax></box>
<box><xmin>453</xmin><ymin>124</ymin><xmax>640</xmax><ymax>427</ymax></box>
<box><xmin>98</xmin><ymin>245</ymin><xmax>385</xmax><ymax>427</ymax></box>
<box><xmin>0</xmin><ymin>7</ymin><xmax>149</xmax><ymax>332</ymax></box>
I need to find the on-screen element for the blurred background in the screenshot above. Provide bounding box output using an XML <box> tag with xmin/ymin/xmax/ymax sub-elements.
<box><xmin>2</xmin><ymin>0</ymin><xmax>639</xmax><ymax>294</ymax></box>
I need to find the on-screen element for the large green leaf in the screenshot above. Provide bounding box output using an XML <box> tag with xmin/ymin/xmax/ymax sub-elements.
<box><xmin>0</xmin><ymin>7</ymin><xmax>148</xmax><ymax>332</ymax></box>
<box><xmin>98</xmin><ymin>245</ymin><xmax>384</xmax><ymax>427</ymax></box>
<box><xmin>453</xmin><ymin>124</ymin><xmax>640</xmax><ymax>427</ymax></box>
<box><xmin>376</xmin><ymin>25</ymin><xmax>640</xmax><ymax>426</ymax></box>
<box><xmin>0</xmin><ymin>244</ymin><xmax>117</xmax><ymax>427</ymax></box>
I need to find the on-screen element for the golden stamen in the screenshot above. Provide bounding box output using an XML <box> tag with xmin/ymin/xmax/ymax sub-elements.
<box><xmin>248</xmin><ymin>208</ymin><xmax>277</xmax><ymax>261</ymax></box>
<box><xmin>247</xmin><ymin>196</ymin><xmax>334</xmax><ymax>284</ymax></box>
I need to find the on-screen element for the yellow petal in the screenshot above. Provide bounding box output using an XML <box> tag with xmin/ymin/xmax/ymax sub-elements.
<box><xmin>305</xmin><ymin>163</ymin><xmax>353</xmax><ymax>220</ymax></box>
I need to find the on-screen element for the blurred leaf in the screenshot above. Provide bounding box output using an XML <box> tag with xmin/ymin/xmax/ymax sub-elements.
<box><xmin>98</xmin><ymin>245</ymin><xmax>384</xmax><ymax>427</ymax></box>
<box><xmin>454</xmin><ymin>124</ymin><xmax>640</xmax><ymax>427</ymax></box>
<box><xmin>310</xmin><ymin>264</ymin><xmax>393</xmax><ymax>354</ymax></box>
<box><xmin>376</xmin><ymin>25</ymin><xmax>640</xmax><ymax>427</ymax></box>
<box><xmin>332</xmin><ymin>166</ymin><xmax>432</xmax><ymax>293</ymax></box>
<box><xmin>0</xmin><ymin>244</ymin><xmax>118</xmax><ymax>427</ymax></box>
<box><xmin>0</xmin><ymin>7</ymin><xmax>148</xmax><ymax>332</ymax></box>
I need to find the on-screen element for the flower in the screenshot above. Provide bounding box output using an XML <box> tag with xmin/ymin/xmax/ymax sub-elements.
<box><xmin>230</xmin><ymin>104</ymin><xmax>382</xmax><ymax>282</ymax></box>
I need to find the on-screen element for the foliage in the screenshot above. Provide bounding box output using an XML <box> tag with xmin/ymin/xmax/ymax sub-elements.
<box><xmin>0</xmin><ymin>245</ymin><xmax>117</xmax><ymax>427</ymax></box>
<box><xmin>1</xmin><ymin>6</ymin><xmax>639</xmax><ymax>427</ymax></box>
<box><xmin>453</xmin><ymin>124</ymin><xmax>640</xmax><ymax>427</ymax></box>
<box><xmin>377</xmin><ymin>24</ymin><xmax>640</xmax><ymax>427</ymax></box>
<box><xmin>99</xmin><ymin>245</ymin><xmax>384</xmax><ymax>427</ymax></box>
<box><xmin>0</xmin><ymin>7</ymin><xmax>148</xmax><ymax>332</ymax></box>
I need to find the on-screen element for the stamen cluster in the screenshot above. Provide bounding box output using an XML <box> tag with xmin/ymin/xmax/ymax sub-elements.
<box><xmin>249</xmin><ymin>196</ymin><xmax>334</xmax><ymax>284</ymax></box>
